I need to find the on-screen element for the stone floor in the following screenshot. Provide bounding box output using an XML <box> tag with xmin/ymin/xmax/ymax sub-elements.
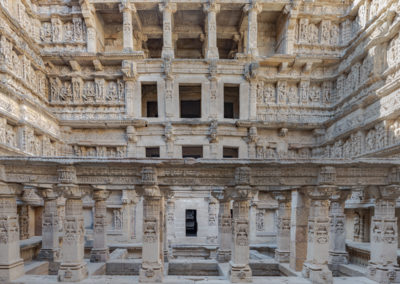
<box><xmin>11</xmin><ymin>260</ymin><xmax>379</xmax><ymax>284</ymax></box>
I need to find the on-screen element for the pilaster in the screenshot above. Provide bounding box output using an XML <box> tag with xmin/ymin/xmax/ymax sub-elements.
<box><xmin>139</xmin><ymin>167</ymin><xmax>164</xmax><ymax>283</ymax></box>
<box><xmin>90</xmin><ymin>186</ymin><xmax>110</xmax><ymax>262</ymax></box>
<box><xmin>0</xmin><ymin>178</ymin><xmax>24</xmax><ymax>282</ymax></box>
<box><xmin>272</xmin><ymin>191</ymin><xmax>291</xmax><ymax>263</ymax></box>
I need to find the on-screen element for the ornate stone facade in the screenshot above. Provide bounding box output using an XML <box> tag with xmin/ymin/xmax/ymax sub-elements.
<box><xmin>0</xmin><ymin>0</ymin><xmax>400</xmax><ymax>283</ymax></box>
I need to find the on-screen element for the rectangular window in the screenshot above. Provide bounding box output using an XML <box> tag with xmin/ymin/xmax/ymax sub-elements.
<box><xmin>182</xmin><ymin>146</ymin><xmax>203</xmax><ymax>158</ymax></box>
<box><xmin>180</xmin><ymin>85</ymin><xmax>201</xmax><ymax>118</ymax></box>
<box><xmin>224</xmin><ymin>85</ymin><xmax>239</xmax><ymax>119</ymax></box>
<box><xmin>146</xmin><ymin>147</ymin><xmax>160</xmax><ymax>158</ymax></box>
<box><xmin>141</xmin><ymin>83</ymin><xmax>158</xmax><ymax>117</ymax></box>
<box><xmin>185</xmin><ymin>209</ymin><xmax>197</xmax><ymax>237</ymax></box>
<box><xmin>223</xmin><ymin>147</ymin><xmax>238</xmax><ymax>158</ymax></box>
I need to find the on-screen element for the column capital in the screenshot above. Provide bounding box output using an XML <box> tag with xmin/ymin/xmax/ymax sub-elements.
<box><xmin>58</xmin><ymin>184</ymin><xmax>82</xmax><ymax>199</ymax></box>
<box><xmin>121</xmin><ymin>60</ymin><xmax>138</xmax><ymax>80</ymax></box>
<box><xmin>211</xmin><ymin>188</ymin><xmax>230</xmax><ymax>202</ymax></box>
<box><xmin>203</xmin><ymin>1</ymin><xmax>220</xmax><ymax>14</ymax></box>
<box><xmin>329</xmin><ymin>188</ymin><xmax>351</xmax><ymax>203</ymax></box>
<box><xmin>305</xmin><ymin>185</ymin><xmax>335</xmax><ymax>200</ymax></box>
<box><xmin>92</xmin><ymin>186</ymin><xmax>110</xmax><ymax>201</ymax></box>
<box><xmin>38</xmin><ymin>187</ymin><xmax>59</xmax><ymax>200</ymax></box>
<box><xmin>119</xmin><ymin>1</ymin><xmax>136</xmax><ymax>13</ymax></box>
<box><xmin>243</xmin><ymin>1</ymin><xmax>262</xmax><ymax>14</ymax></box>
<box><xmin>272</xmin><ymin>190</ymin><xmax>291</xmax><ymax>203</ymax></box>
<box><xmin>159</xmin><ymin>1</ymin><xmax>177</xmax><ymax>13</ymax></box>
<box><xmin>0</xmin><ymin>182</ymin><xmax>16</xmax><ymax>197</ymax></box>
<box><xmin>231</xmin><ymin>185</ymin><xmax>255</xmax><ymax>201</ymax></box>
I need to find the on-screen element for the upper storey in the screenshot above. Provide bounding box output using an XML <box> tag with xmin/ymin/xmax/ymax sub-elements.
<box><xmin>35</xmin><ymin>0</ymin><xmax>349</xmax><ymax>59</ymax></box>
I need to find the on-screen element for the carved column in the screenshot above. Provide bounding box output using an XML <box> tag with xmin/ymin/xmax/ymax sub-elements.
<box><xmin>243</xmin><ymin>0</ymin><xmax>262</xmax><ymax>58</ymax></box>
<box><xmin>272</xmin><ymin>191</ymin><xmax>291</xmax><ymax>263</ymax></box>
<box><xmin>90</xmin><ymin>186</ymin><xmax>110</xmax><ymax>262</ymax></box>
<box><xmin>0</xmin><ymin>179</ymin><xmax>24</xmax><ymax>282</ymax></box>
<box><xmin>212</xmin><ymin>189</ymin><xmax>231</xmax><ymax>262</ymax></box>
<box><xmin>367</xmin><ymin>171</ymin><xmax>400</xmax><ymax>283</ymax></box>
<box><xmin>38</xmin><ymin>187</ymin><xmax>61</xmax><ymax>275</ymax></box>
<box><xmin>159</xmin><ymin>1</ymin><xmax>177</xmax><ymax>58</ymax></box>
<box><xmin>139</xmin><ymin>167</ymin><xmax>164</xmax><ymax>283</ymax></box>
<box><xmin>302</xmin><ymin>186</ymin><xmax>333</xmax><ymax>284</ymax></box>
<box><xmin>229</xmin><ymin>167</ymin><xmax>253</xmax><ymax>283</ymax></box>
<box><xmin>203</xmin><ymin>1</ymin><xmax>220</xmax><ymax>59</ymax></box>
<box><xmin>120</xmin><ymin>2</ymin><xmax>135</xmax><ymax>52</ymax></box>
<box><xmin>329</xmin><ymin>189</ymin><xmax>350</xmax><ymax>276</ymax></box>
<box><xmin>165</xmin><ymin>192</ymin><xmax>175</xmax><ymax>260</ymax></box>
<box><xmin>57</xmin><ymin>166</ymin><xmax>88</xmax><ymax>282</ymax></box>
<box><xmin>302</xmin><ymin>166</ymin><xmax>337</xmax><ymax>284</ymax></box>
<box><xmin>121</xmin><ymin>60</ymin><xmax>139</xmax><ymax>118</ymax></box>
<box><xmin>80</xmin><ymin>1</ymin><xmax>96</xmax><ymax>53</ymax></box>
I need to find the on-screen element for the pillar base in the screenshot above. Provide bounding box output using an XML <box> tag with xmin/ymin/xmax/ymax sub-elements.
<box><xmin>38</xmin><ymin>248</ymin><xmax>60</xmax><ymax>262</ymax></box>
<box><xmin>38</xmin><ymin>249</ymin><xmax>61</xmax><ymax>275</ymax></box>
<box><xmin>367</xmin><ymin>264</ymin><xmax>400</xmax><ymax>284</ymax></box>
<box><xmin>58</xmin><ymin>262</ymin><xmax>88</xmax><ymax>282</ymax></box>
<box><xmin>229</xmin><ymin>262</ymin><xmax>252</xmax><ymax>283</ymax></box>
<box><xmin>139</xmin><ymin>263</ymin><xmax>163</xmax><ymax>283</ymax></box>
<box><xmin>329</xmin><ymin>251</ymin><xmax>348</xmax><ymax>276</ymax></box>
<box><xmin>302</xmin><ymin>263</ymin><xmax>332</xmax><ymax>284</ymax></box>
<box><xmin>161</xmin><ymin>48</ymin><xmax>174</xmax><ymax>59</ymax></box>
<box><xmin>0</xmin><ymin>259</ymin><xmax>24</xmax><ymax>282</ymax></box>
<box><xmin>90</xmin><ymin>248</ymin><xmax>109</xmax><ymax>263</ymax></box>
<box><xmin>275</xmin><ymin>249</ymin><xmax>290</xmax><ymax>263</ymax></box>
<box><xmin>206</xmin><ymin>47</ymin><xmax>219</xmax><ymax>60</ymax></box>
<box><xmin>217</xmin><ymin>249</ymin><xmax>231</xmax><ymax>263</ymax></box>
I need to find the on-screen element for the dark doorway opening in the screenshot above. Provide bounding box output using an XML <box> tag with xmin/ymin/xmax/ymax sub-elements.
<box><xmin>185</xmin><ymin>209</ymin><xmax>197</xmax><ymax>237</ymax></box>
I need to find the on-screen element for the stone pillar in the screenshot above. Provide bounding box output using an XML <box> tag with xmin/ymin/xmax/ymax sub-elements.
<box><xmin>57</xmin><ymin>165</ymin><xmax>87</xmax><ymax>282</ymax></box>
<box><xmin>121</xmin><ymin>60</ymin><xmax>139</xmax><ymax>118</ymax></box>
<box><xmin>0</xmin><ymin>181</ymin><xmax>24</xmax><ymax>282</ymax></box>
<box><xmin>159</xmin><ymin>1</ymin><xmax>177</xmax><ymax>58</ymax></box>
<box><xmin>120</xmin><ymin>2</ymin><xmax>135</xmax><ymax>52</ymax></box>
<box><xmin>90</xmin><ymin>186</ymin><xmax>110</xmax><ymax>262</ymax></box>
<box><xmin>272</xmin><ymin>191</ymin><xmax>291</xmax><ymax>263</ymax></box>
<box><xmin>329</xmin><ymin>189</ymin><xmax>350</xmax><ymax>275</ymax></box>
<box><xmin>217</xmin><ymin>199</ymin><xmax>232</xmax><ymax>262</ymax></box>
<box><xmin>243</xmin><ymin>0</ymin><xmax>262</xmax><ymax>58</ymax></box>
<box><xmin>290</xmin><ymin>188</ymin><xmax>309</xmax><ymax>271</ymax></box>
<box><xmin>139</xmin><ymin>167</ymin><xmax>164</xmax><ymax>283</ymax></box>
<box><xmin>38</xmin><ymin>187</ymin><xmax>61</xmax><ymax>275</ymax></box>
<box><xmin>302</xmin><ymin>185</ymin><xmax>333</xmax><ymax>284</ymax></box>
<box><xmin>165</xmin><ymin>192</ymin><xmax>175</xmax><ymax>260</ymax></box>
<box><xmin>367</xmin><ymin>184</ymin><xmax>400</xmax><ymax>283</ymax></box>
<box><xmin>229</xmin><ymin>167</ymin><xmax>253</xmax><ymax>283</ymax></box>
<box><xmin>203</xmin><ymin>1</ymin><xmax>220</xmax><ymax>59</ymax></box>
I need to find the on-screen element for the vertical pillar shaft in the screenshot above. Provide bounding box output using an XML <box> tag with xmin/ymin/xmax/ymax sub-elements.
<box><xmin>86</xmin><ymin>27</ymin><xmax>96</xmax><ymax>53</ymax></box>
<box><xmin>58</xmin><ymin>186</ymin><xmax>88</xmax><ymax>282</ymax></box>
<box><xmin>139</xmin><ymin>186</ymin><xmax>164</xmax><ymax>282</ymax></box>
<box><xmin>91</xmin><ymin>188</ymin><xmax>110</xmax><ymax>262</ymax></box>
<box><xmin>289</xmin><ymin>189</ymin><xmax>309</xmax><ymax>271</ymax></box>
<box><xmin>230</xmin><ymin>188</ymin><xmax>252</xmax><ymax>283</ymax></box>
<box><xmin>0</xmin><ymin>184</ymin><xmax>24</xmax><ymax>282</ymax></box>
<box><xmin>120</xmin><ymin>3</ymin><xmax>134</xmax><ymax>52</ymax></box>
<box><xmin>244</xmin><ymin>2</ymin><xmax>262</xmax><ymax>57</ymax></box>
<box><xmin>38</xmin><ymin>188</ymin><xmax>61</xmax><ymax>274</ymax></box>
<box><xmin>160</xmin><ymin>2</ymin><xmax>177</xmax><ymax>58</ymax></box>
<box><xmin>329</xmin><ymin>190</ymin><xmax>350</xmax><ymax>275</ymax></box>
<box><xmin>217</xmin><ymin>200</ymin><xmax>232</xmax><ymax>262</ymax></box>
<box><xmin>204</xmin><ymin>2</ymin><xmax>219</xmax><ymax>59</ymax></box>
<box><xmin>273</xmin><ymin>191</ymin><xmax>291</xmax><ymax>263</ymax></box>
<box><xmin>302</xmin><ymin>186</ymin><xmax>333</xmax><ymax>284</ymax></box>
<box><xmin>368</xmin><ymin>185</ymin><xmax>400</xmax><ymax>283</ymax></box>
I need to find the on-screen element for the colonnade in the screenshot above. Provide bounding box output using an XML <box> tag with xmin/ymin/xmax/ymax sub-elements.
<box><xmin>0</xmin><ymin>165</ymin><xmax>399</xmax><ymax>284</ymax></box>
